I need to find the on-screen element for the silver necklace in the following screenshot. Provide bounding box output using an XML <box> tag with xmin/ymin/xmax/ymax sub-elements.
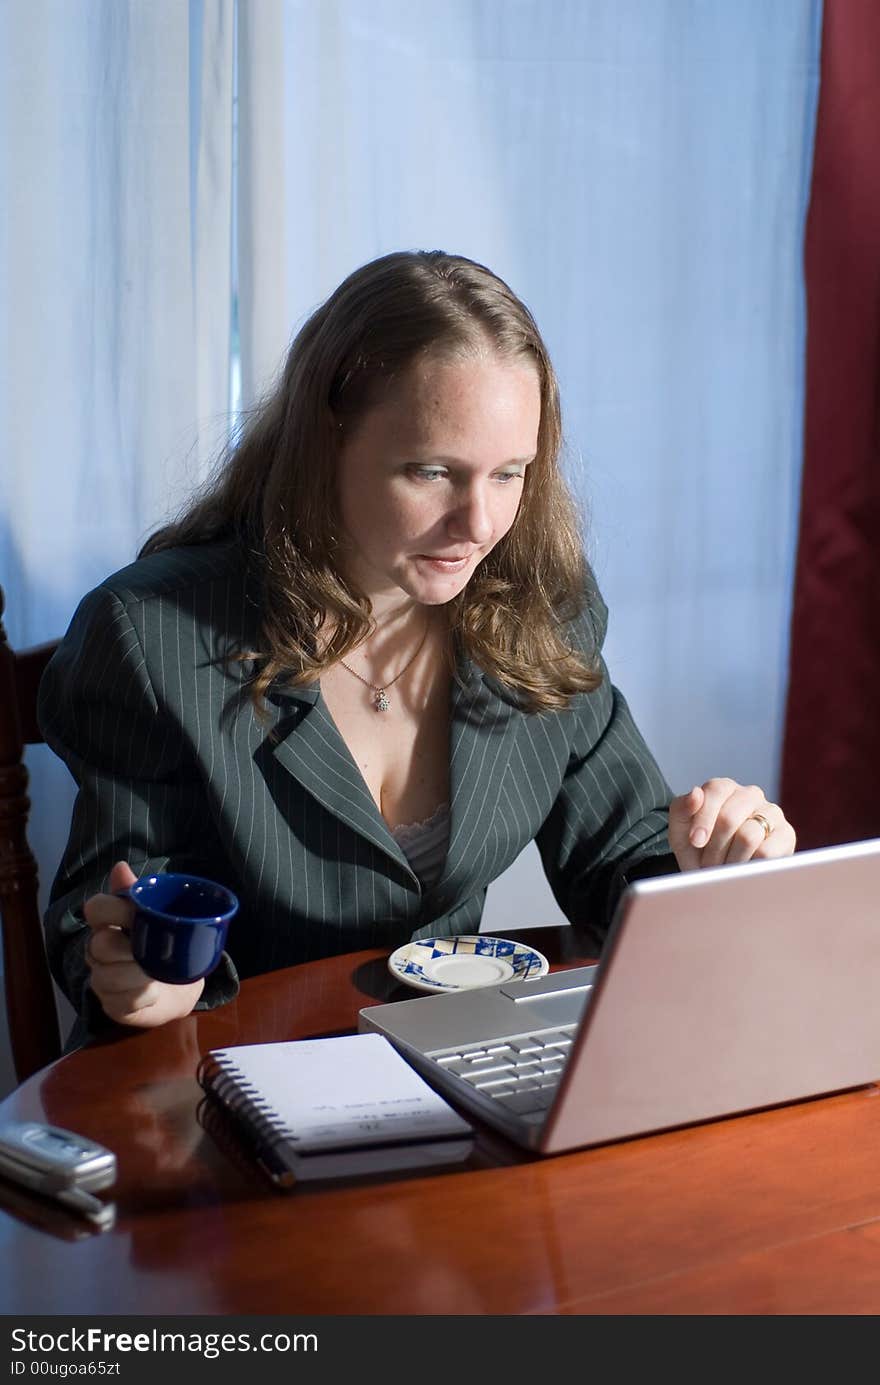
<box><xmin>338</xmin><ymin>621</ymin><xmax>429</xmax><ymax>712</ymax></box>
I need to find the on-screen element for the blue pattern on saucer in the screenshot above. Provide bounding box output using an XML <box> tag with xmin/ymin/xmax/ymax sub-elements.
<box><xmin>388</xmin><ymin>935</ymin><xmax>549</xmax><ymax>993</ymax></box>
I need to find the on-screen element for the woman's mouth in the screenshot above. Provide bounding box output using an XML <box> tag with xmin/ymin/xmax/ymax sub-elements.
<box><xmin>415</xmin><ymin>554</ymin><xmax>473</xmax><ymax>573</ymax></box>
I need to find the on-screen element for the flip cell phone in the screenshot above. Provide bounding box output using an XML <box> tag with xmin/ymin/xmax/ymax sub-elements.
<box><xmin>0</xmin><ymin>1120</ymin><xmax>116</xmax><ymax>1227</ymax></box>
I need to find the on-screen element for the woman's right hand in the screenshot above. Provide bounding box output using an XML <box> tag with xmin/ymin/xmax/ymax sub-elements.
<box><xmin>83</xmin><ymin>861</ymin><xmax>205</xmax><ymax>1028</ymax></box>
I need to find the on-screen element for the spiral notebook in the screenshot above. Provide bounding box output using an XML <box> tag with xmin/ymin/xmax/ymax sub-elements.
<box><xmin>197</xmin><ymin>1033</ymin><xmax>474</xmax><ymax>1184</ymax></box>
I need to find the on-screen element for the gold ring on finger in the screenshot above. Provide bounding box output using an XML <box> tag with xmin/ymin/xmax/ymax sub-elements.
<box><xmin>749</xmin><ymin>812</ymin><xmax>772</xmax><ymax>842</ymax></box>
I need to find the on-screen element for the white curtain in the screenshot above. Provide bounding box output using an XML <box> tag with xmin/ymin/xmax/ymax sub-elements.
<box><xmin>0</xmin><ymin>0</ymin><xmax>236</xmax><ymax>959</ymax></box>
<box><xmin>1</xmin><ymin>0</ymin><xmax>821</xmax><ymax>956</ymax></box>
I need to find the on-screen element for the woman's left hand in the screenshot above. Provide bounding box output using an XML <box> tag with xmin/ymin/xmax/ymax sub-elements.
<box><xmin>668</xmin><ymin>779</ymin><xmax>796</xmax><ymax>872</ymax></box>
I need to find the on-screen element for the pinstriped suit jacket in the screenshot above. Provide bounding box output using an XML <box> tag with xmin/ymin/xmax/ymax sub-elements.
<box><xmin>38</xmin><ymin>541</ymin><xmax>675</xmax><ymax>1028</ymax></box>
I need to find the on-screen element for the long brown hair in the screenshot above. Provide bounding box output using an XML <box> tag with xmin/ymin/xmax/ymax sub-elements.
<box><xmin>141</xmin><ymin>250</ymin><xmax>600</xmax><ymax>710</ymax></box>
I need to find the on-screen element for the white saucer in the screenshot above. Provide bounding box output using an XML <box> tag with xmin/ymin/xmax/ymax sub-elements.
<box><xmin>387</xmin><ymin>935</ymin><xmax>550</xmax><ymax>995</ymax></box>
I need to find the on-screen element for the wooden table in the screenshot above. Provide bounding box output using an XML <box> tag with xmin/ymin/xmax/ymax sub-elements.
<box><xmin>3</xmin><ymin>926</ymin><xmax>880</xmax><ymax>1316</ymax></box>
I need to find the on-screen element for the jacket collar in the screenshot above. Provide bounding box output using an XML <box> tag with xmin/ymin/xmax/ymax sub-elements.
<box><xmin>268</xmin><ymin>684</ymin><xmax>412</xmax><ymax>878</ymax></box>
<box><xmin>429</xmin><ymin>658</ymin><xmax>520</xmax><ymax>904</ymax></box>
<box><xmin>268</xmin><ymin>659</ymin><xmax>522</xmax><ymax>894</ymax></box>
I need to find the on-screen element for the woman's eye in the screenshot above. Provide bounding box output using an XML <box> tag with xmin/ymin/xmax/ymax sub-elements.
<box><xmin>495</xmin><ymin>470</ymin><xmax>525</xmax><ymax>484</ymax></box>
<box><xmin>408</xmin><ymin>466</ymin><xmax>447</xmax><ymax>482</ymax></box>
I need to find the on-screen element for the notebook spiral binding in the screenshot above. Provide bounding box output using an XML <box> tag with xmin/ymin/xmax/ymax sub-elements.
<box><xmin>196</xmin><ymin>1052</ymin><xmax>298</xmax><ymax>1187</ymax></box>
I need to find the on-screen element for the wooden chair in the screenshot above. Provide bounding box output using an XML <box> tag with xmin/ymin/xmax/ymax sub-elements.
<box><xmin>0</xmin><ymin>584</ymin><xmax>63</xmax><ymax>1082</ymax></box>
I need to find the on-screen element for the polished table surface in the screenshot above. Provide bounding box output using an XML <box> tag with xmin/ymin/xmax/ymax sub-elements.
<box><xmin>4</xmin><ymin>926</ymin><xmax>880</xmax><ymax>1316</ymax></box>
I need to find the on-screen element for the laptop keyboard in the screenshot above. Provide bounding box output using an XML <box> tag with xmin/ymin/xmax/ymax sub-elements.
<box><xmin>426</xmin><ymin>1026</ymin><xmax>577</xmax><ymax>1121</ymax></box>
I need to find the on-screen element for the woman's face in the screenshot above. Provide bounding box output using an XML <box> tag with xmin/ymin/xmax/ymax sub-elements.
<box><xmin>335</xmin><ymin>352</ymin><xmax>541</xmax><ymax>612</ymax></box>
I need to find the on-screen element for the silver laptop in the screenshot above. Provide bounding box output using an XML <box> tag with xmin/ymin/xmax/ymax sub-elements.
<box><xmin>358</xmin><ymin>838</ymin><xmax>880</xmax><ymax>1154</ymax></box>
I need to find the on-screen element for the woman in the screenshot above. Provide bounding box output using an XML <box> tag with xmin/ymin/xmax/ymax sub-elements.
<box><xmin>39</xmin><ymin>250</ymin><xmax>795</xmax><ymax>1038</ymax></box>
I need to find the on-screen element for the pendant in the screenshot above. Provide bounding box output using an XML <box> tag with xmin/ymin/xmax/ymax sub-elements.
<box><xmin>374</xmin><ymin>689</ymin><xmax>390</xmax><ymax>712</ymax></box>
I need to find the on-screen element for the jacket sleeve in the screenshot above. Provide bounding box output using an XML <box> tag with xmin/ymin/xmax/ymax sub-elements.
<box><xmin>534</xmin><ymin>593</ymin><xmax>678</xmax><ymax>949</ymax></box>
<box><xmin>37</xmin><ymin>585</ymin><xmax>239</xmax><ymax>1029</ymax></box>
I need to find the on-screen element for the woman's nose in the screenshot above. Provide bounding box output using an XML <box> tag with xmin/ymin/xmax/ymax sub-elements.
<box><xmin>448</xmin><ymin>486</ymin><xmax>494</xmax><ymax>544</ymax></box>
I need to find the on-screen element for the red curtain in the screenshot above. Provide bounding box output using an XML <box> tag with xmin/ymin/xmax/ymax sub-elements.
<box><xmin>780</xmin><ymin>0</ymin><xmax>880</xmax><ymax>849</ymax></box>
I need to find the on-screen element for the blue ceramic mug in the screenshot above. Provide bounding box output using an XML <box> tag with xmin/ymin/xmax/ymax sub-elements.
<box><xmin>119</xmin><ymin>874</ymin><xmax>238</xmax><ymax>985</ymax></box>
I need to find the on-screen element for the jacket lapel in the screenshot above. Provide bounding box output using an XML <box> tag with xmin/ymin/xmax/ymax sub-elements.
<box><xmin>268</xmin><ymin>661</ymin><xmax>523</xmax><ymax>900</ymax></box>
<box><xmin>429</xmin><ymin>660</ymin><xmax>521</xmax><ymax>901</ymax></box>
<box><xmin>269</xmin><ymin>686</ymin><xmax>415</xmax><ymax>878</ymax></box>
